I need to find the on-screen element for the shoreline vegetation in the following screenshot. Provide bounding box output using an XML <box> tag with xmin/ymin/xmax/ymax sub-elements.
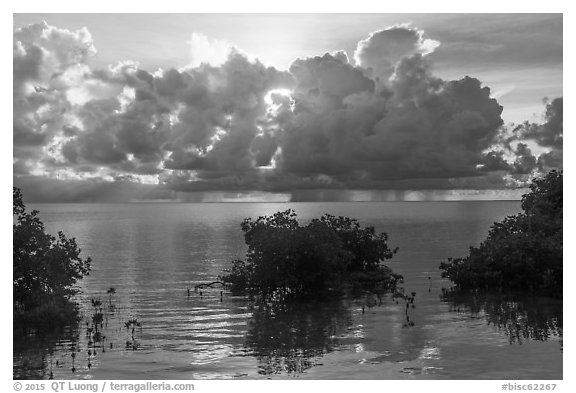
<box><xmin>13</xmin><ymin>187</ymin><xmax>92</xmax><ymax>334</ymax></box>
<box><xmin>440</xmin><ymin>170</ymin><xmax>562</xmax><ymax>298</ymax></box>
<box><xmin>219</xmin><ymin>209</ymin><xmax>403</xmax><ymax>301</ymax></box>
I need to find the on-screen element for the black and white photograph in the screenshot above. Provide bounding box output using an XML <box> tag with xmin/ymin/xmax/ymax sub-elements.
<box><xmin>10</xmin><ymin>6</ymin><xmax>565</xmax><ymax>385</ymax></box>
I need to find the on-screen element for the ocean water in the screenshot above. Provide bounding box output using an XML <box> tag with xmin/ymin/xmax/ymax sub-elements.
<box><xmin>13</xmin><ymin>201</ymin><xmax>562</xmax><ymax>379</ymax></box>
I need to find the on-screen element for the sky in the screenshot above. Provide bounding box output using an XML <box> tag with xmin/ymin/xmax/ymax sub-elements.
<box><xmin>12</xmin><ymin>13</ymin><xmax>564</xmax><ymax>202</ymax></box>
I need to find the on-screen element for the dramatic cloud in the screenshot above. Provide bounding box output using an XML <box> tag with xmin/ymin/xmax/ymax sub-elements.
<box><xmin>505</xmin><ymin>97</ymin><xmax>563</xmax><ymax>176</ymax></box>
<box><xmin>13</xmin><ymin>22</ymin><xmax>563</xmax><ymax>202</ymax></box>
<box><xmin>354</xmin><ymin>25</ymin><xmax>440</xmax><ymax>82</ymax></box>
<box><xmin>516</xmin><ymin>97</ymin><xmax>563</xmax><ymax>150</ymax></box>
<box><xmin>511</xmin><ymin>143</ymin><xmax>538</xmax><ymax>175</ymax></box>
<box><xmin>275</xmin><ymin>50</ymin><xmax>505</xmax><ymax>184</ymax></box>
<box><xmin>13</xmin><ymin>21</ymin><xmax>96</xmax><ymax>98</ymax></box>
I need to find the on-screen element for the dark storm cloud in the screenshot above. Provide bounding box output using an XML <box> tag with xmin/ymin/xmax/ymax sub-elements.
<box><xmin>511</xmin><ymin>143</ymin><xmax>538</xmax><ymax>175</ymax></box>
<box><xmin>506</xmin><ymin>97</ymin><xmax>563</xmax><ymax>173</ymax></box>
<box><xmin>479</xmin><ymin>150</ymin><xmax>511</xmax><ymax>172</ymax></box>
<box><xmin>13</xmin><ymin>22</ymin><xmax>563</xmax><ymax>202</ymax></box>
<box><xmin>538</xmin><ymin>149</ymin><xmax>563</xmax><ymax>171</ymax></box>
<box><xmin>275</xmin><ymin>53</ymin><xmax>504</xmax><ymax>183</ymax></box>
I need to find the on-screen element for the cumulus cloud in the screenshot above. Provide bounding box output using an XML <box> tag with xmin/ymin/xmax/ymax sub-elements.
<box><xmin>289</xmin><ymin>51</ymin><xmax>374</xmax><ymax>111</ymax></box>
<box><xmin>13</xmin><ymin>22</ymin><xmax>562</xmax><ymax>202</ymax></box>
<box><xmin>505</xmin><ymin>97</ymin><xmax>563</xmax><ymax>177</ymax></box>
<box><xmin>354</xmin><ymin>25</ymin><xmax>440</xmax><ymax>82</ymax></box>
<box><xmin>517</xmin><ymin>97</ymin><xmax>563</xmax><ymax>149</ymax></box>
<box><xmin>276</xmin><ymin>54</ymin><xmax>504</xmax><ymax>183</ymax></box>
<box><xmin>13</xmin><ymin>21</ymin><xmax>96</xmax><ymax>97</ymax></box>
<box><xmin>13</xmin><ymin>21</ymin><xmax>98</xmax><ymax>183</ymax></box>
<box><xmin>187</xmin><ymin>33</ymin><xmax>237</xmax><ymax>68</ymax></box>
<box><xmin>511</xmin><ymin>143</ymin><xmax>538</xmax><ymax>174</ymax></box>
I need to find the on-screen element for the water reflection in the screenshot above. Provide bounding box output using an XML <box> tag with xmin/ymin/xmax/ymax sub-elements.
<box><xmin>244</xmin><ymin>297</ymin><xmax>353</xmax><ymax>375</ymax></box>
<box><xmin>441</xmin><ymin>290</ymin><xmax>563</xmax><ymax>346</ymax></box>
<box><xmin>14</xmin><ymin>289</ymin><xmax>145</xmax><ymax>380</ymax></box>
<box><xmin>13</xmin><ymin>328</ymin><xmax>80</xmax><ymax>379</ymax></box>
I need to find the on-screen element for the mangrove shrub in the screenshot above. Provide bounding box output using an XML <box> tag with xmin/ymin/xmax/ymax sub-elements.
<box><xmin>13</xmin><ymin>187</ymin><xmax>92</xmax><ymax>332</ymax></box>
<box><xmin>220</xmin><ymin>210</ymin><xmax>401</xmax><ymax>297</ymax></box>
<box><xmin>440</xmin><ymin>171</ymin><xmax>562</xmax><ymax>297</ymax></box>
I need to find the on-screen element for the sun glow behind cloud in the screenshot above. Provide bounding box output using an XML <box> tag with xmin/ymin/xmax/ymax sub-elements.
<box><xmin>264</xmin><ymin>88</ymin><xmax>293</xmax><ymax>106</ymax></box>
<box><xmin>187</xmin><ymin>33</ymin><xmax>236</xmax><ymax>68</ymax></box>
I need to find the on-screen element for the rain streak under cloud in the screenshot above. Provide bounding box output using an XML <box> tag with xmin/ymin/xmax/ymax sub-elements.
<box><xmin>13</xmin><ymin>20</ymin><xmax>562</xmax><ymax>202</ymax></box>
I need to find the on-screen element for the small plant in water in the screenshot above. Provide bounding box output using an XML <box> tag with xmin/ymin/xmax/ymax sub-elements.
<box><xmin>124</xmin><ymin>318</ymin><xmax>142</xmax><ymax>350</ymax></box>
<box><xmin>125</xmin><ymin>318</ymin><xmax>141</xmax><ymax>329</ymax></box>
<box><xmin>92</xmin><ymin>312</ymin><xmax>104</xmax><ymax>324</ymax></box>
<box><xmin>107</xmin><ymin>287</ymin><xmax>116</xmax><ymax>306</ymax></box>
<box><xmin>392</xmin><ymin>289</ymin><xmax>417</xmax><ymax>328</ymax></box>
<box><xmin>49</xmin><ymin>352</ymin><xmax>54</xmax><ymax>379</ymax></box>
<box><xmin>71</xmin><ymin>352</ymin><xmax>76</xmax><ymax>373</ymax></box>
<box><xmin>91</xmin><ymin>299</ymin><xmax>103</xmax><ymax>309</ymax></box>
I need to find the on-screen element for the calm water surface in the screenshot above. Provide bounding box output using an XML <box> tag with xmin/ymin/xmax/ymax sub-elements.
<box><xmin>13</xmin><ymin>202</ymin><xmax>562</xmax><ymax>379</ymax></box>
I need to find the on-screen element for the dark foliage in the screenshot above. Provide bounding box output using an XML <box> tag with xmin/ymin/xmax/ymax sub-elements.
<box><xmin>440</xmin><ymin>171</ymin><xmax>562</xmax><ymax>297</ymax></box>
<box><xmin>13</xmin><ymin>187</ymin><xmax>92</xmax><ymax>333</ymax></box>
<box><xmin>220</xmin><ymin>209</ymin><xmax>401</xmax><ymax>298</ymax></box>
